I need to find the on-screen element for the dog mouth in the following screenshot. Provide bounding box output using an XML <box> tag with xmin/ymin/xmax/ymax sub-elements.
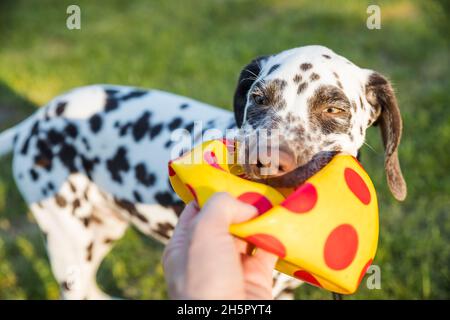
<box><xmin>250</xmin><ymin>151</ymin><xmax>338</xmax><ymax>188</ymax></box>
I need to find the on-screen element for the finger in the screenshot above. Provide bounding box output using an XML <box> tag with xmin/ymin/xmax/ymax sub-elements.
<box><xmin>234</xmin><ymin>237</ymin><xmax>250</xmax><ymax>254</ymax></box>
<box><xmin>241</xmin><ymin>248</ymin><xmax>278</xmax><ymax>279</ymax></box>
<box><xmin>198</xmin><ymin>192</ymin><xmax>258</xmax><ymax>230</ymax></box>
<box><xmin>241</xmin><ymin>249</ymin><xmax>278</xmax><ymax>293</ymax></box>
<box><xmin>162</xmin><ymin>202</ymin><xmax>200</xmax><ymax>299</ymax></box>
<box><xmin>248</xmin><ymin>247</ymin><xmax>279</xmax><ymax>268</ymax></box>
<box><xmin>162</xmin><ymin>201</ymin><xmax>198</xmax><ymax>265</ymax></box>
<box><xmin>178</xmin><ymin>201</ymin><xmax>200</xmax><ymax>225</ymax></box>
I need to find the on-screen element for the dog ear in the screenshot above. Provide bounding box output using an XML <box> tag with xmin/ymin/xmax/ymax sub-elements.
<box><xmin>233</xmin><ymin>56</ymin><xmax>269</xmax><ymax>127</ymax></box>
<box><xmin>365</xmin><ymin>70</ymin><xmax>407</xmax><ymax>201</ymax></box>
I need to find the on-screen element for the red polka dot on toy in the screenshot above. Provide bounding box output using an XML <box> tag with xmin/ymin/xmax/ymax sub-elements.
<box><xmin>358</xmin><ymin>259</ymin><xmax>373</xmax><ymax>285</ymax></box>
<box><xmin>203</xmin><ymin>150</ymin><xmax>225</xmax><ymax>171</ymax></box>
<box><xmin>281</xmin><ymin>183</ymin><xmax>317</xmax><ymax>213</ymax></box>
<box><xmin>185</xmin><ymin>183</ymin><xmax>198</xmax><ymax>203</ymax></box>
<box><xmin>238</xmin><ymin>192</ymin><xmax>273</xmax><ymax>215</ymax></box>
<box><xmin>293</xmin><ymin>270</ymin><xmax>322</xmax><ymax>287</ymax></box>
<box><xmin>324</xmin><ymin>224</ymin><xmax>359</xmax><ymax>270</ymax></box>
<box><xmin>245</xmin><ymin>233</ymin><xmax>286</xmax><ymax>258</ymax></box>
<box><xmin>344</xmin><ymin>168</ymin><xmax>371</xmax><ymax>205</ymax></box>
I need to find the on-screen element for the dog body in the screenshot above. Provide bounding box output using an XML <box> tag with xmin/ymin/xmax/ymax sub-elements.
<box><xmin>1</xmin><ymin>85</ymin><xmax>237</xmax><ymax>298</ymax></box>
<box><xmin>0</xmin><ymin>45</ymin><xmax>406</xmax><ymax>299</ymax></box>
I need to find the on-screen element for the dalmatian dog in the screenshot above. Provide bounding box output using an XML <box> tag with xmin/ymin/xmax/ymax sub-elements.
<box><xmin>0</xmin><ymin>45</ymin><xmax>406</xmax><ymax>300</ymax></box>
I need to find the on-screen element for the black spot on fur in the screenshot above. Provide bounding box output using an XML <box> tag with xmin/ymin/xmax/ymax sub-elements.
<box><xmin>134</xmin><ymin>163</ymin><xmax>156</xmax><ymax>187</ymax></box>
<box><xmin>83</xmin><ymin>189</ymin><xmax>89</xmax><ymax>201</ymax></box>
<box><xmin>164</xmin><ymin>140</ymin><xmax>173</xmax><ymax>148</ymax></box>
<box><xmin>119</xmin><ymin>122</ymin><xmax>132</xmax><ymax>136</ymax></box>
<box><xmin>47</xmin><ymin>182</ymin><xmax>55</xmax><ymax>191</ymax></box>
<box><xmin>34</xmin><ymin>139</ymin><xmax>53</xmax><ymax>171</ymax></box>
<box><xmin>267</xmin><ymin>64</ymin><xmax>280</xmax><ymax>75</ymax></box>
<box><xmin>310</xmin><ymin>73</ymin><xmax>320</xmax><ymax>81</ymax></box>
<box><xmin>89</xmin><ymin>114</ymin><xmax>103</xmax><ymax>133</ymax></box>
<box><xmin>55</xmin><ymin>102</ymin><xmax>67</xmax><ymax>116</ymax></box>
<box><xmin>149</xmin><ymin>123</ymin><xmax>163</xmax><ymax>139</ymax></box>
<box><xmin>29</xmin><ymin>169</ymin><xmax>39</xmax><ymax>181</ymax></box>
<box><xmin>180</xmin><ymin>103</ymin><xmax>189</xmax><ymax>109</ymax></box>
<box><xmin>322</xmin><ymin>54</ymin><xmax>331</xmax><ymax>59</ymax></box>
<box><xmin>114</xmin><ymin>198</ymin><xmax>149</xmax><ymax>223</ymax></box>
<box><xmin>154</xmin><ymin>222</ymin><xmax>175</xmax><ymax>240</ymax></box>
<box><xmin>64</xmin><ymin>123</ymin><xmax>78</xmax><ymax>139</ymax></box>
<box><xmin>61</xmin><ymin>281</ymin><xmax>71</xmax><ymax>291</ymax></box>
<box><xmin>105</xmin><ymin>89</ymin><xmax>119</xmax><ymax>96</ymax></box>
<box><xmin>133</xmin><ymin>190</ymin><xmax>143</xmax><ymax>202</ymax></box>
<box><xmin>73</xmin><ymin>199</ymin><xmax>81</xmax><ymax>214</ymax></box>
<box><xmin>69</xmin><ymin>182</ymin><xmax>77</xmax><ymax>193</ymax></box>
<box><xmin>300</xmin><ymin>63</ymin><xmax>313</xmax><ymax>71</ymax></box>
<box><xmin>168</xmin><ymin>117</ymin><xmax>183</xmax><ymax>131</ymax></box>
<box><xmin>293</xmin><ymin>74</ymin><xmax>302</xmax><ymax>83</ymax></box>
<box><xmin>81</xmin><ymin>137</ymin><xmax>91</xmax><ymax>151</ymax></box>
<box><xmin>86</xmin><ymin>242</ymin><xmax>94</xmax><ymax>261</ymax></box>
<box><xmin>105</xmin><ymin>97</ymin><xmax>119</xmax><ymax>112</ymax></box>
<box><xmin>154</xmin><ymin>191</ymin><xmax>175</xmax><ymax>207</ymax></box>
<box><xmin>21</xmin><ymin>121</ymin><xmax>39</xmax><ymax>155</ymax></box>
<box><xmin>82</xmin><ymin>217</ymin><xmax>90</xmax><ymax>227</ymax></box>
<box><xmin>103</xmin><ymin>238</ymin><xmax>115</xmax><ymax>244</ymax></box>
<box><xmin>184</xmin><ymin>122</ymin><xmax>195</xmax><ymax>133</ymax></box>
<box><xmin>121</xmin><ymin>90</ymin><xmax>148</xmax><ymax>101</ymax></box>
<box><xmin>297</xmin><ymin>82</ymin><xmax>308</xmax><ymax>94</ymax></box>
<box><xmin>59</xmin><ymin>144</ymin><xmax>78</xmax><ymax>172</ymax></box>
<box><xmin>81</xmin><ymin>155</ymin><xmax>99</xmax><ymax>180</ymax></box>
<box><xmin>47</xmin><ymin>129</ymin><xmax>64</xmax><ymax>145</ymax></box>
<box><xmin>106</xmin><ymin>147</ymin><xmax>130</xmax><ymax>183</ymax></box>
<box><xmin>55</xmin><ymin>194</ymin><xmax>67</xmax><ymax>208</ymax></box>
<box><xmin>170</xmin><ymin>201</ymin><xmax>185</xmax><ymax>217</ymax></box>
<box><xmin>132</xmin><ymin>112</ymin><xmax>151</xmax><ymax>141</ymax></box>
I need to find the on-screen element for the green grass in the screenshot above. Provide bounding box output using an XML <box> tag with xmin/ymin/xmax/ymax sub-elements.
<box><xmin>0</xmin><ymin>0</ymin><xmax>449</xmax><ymax>299</ymax></box>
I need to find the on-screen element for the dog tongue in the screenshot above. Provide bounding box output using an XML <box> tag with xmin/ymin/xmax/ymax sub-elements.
<box><xmin>256</xmin><ymin>151</ymin><xmax>338</xmax><ymax>188</ymax></box>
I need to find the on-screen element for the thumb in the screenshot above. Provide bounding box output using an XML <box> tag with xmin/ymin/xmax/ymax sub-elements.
<box><xmin>196</xmin><ymin>192</ymin><xmax>258</xmax><ymax>231</ymax></box>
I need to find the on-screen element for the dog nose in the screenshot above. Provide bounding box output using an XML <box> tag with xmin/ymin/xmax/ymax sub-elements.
<box><xmin>250</xmin><ymin>145</ymin><xmax>297</xmax><ymax>177</ymax></box>
<box><xmin>277</xmin><ymin>147</ymin><xmax>297</xmax><ymax>174</ymax></box>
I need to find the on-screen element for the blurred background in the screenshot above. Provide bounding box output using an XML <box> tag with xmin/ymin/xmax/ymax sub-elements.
<box><xmin>0</xmin><ymin>0</ymin><xmax>448</xmax><ymax>299</ymax></box>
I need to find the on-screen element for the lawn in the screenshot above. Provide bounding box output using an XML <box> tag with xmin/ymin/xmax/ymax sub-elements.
<box><xmin>0</xmin><ymin>0</ymin><xmax>448</xmax><ymax>299</ymax></box>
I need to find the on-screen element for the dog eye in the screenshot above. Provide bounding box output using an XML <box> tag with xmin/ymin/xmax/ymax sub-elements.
<box><xmin>252</xmin><ymin>92</ymin><xmax>267</xmax><ymax>105</ymax></box>
<box><xmin>323</xmin><ymin>107</ymin><xmax>344</xmax><ymax>114</ymax></box>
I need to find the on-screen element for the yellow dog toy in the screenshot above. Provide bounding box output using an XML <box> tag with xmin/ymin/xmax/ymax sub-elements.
<box><xmin>169</xmin><ymin>139</ymin><xmax>378</xmax><ymax>294</ymax></box>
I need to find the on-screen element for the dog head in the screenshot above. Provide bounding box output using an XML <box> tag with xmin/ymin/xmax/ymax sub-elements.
<box><xmin>233</xmin><ymin>45</ymin><xmax>406</xmax><ymax>201</ymax></box>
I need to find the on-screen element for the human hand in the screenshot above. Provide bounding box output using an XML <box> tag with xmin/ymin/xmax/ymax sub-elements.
<box><xmin>162</xmin><ymin>192</ymin><xmax>277</xmax><ymax>299</ymax></box>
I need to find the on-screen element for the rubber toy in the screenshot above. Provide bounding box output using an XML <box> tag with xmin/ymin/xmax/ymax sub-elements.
<box><xmin>168</xmin><ymin>139</ymin><xmax>378</xmax><ymax>294</ymax></box>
